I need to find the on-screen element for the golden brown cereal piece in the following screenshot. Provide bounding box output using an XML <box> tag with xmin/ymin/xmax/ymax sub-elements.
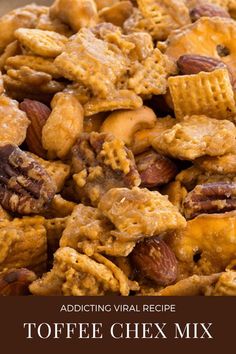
<box><xmin>155</xmin><ymin>273</ymin><xmax>221</xmax><ymax>296</ymax></box>
<box><xmin>98</xmin><ymin>187</ymin><xmax>186</xmax><ymax>238</ymax></box>
<box><xmin>101</xmin><ymin>106</ymin><xmax>157</xmax><ymax>146</ymax></box>
<box><xmin>0</xmin><ymin>145</ymin><xmax>56</xmax><ymax>215</ymax></box>
<box><xmin>161</xmin><ymin>181</ymin><xmax>188</xmax><ymax>211</ymax></box>
<box><xmin>42</xmin><ymin>93</ymin><xmax>84</xmax><ymax>159</ymax></box>
<box><xmin>0</xmin><ymin>268</ymin><xmax>37</xmax><ymax>296</ymax></box>
<box><xmin>165</xmin><ymin>17</ymin><xmax>236</xmax><ymax>87</ymax></box>
<box><xmin>44</xmin><ymin>217</ymin><xmax>69</xmax><ymax>254</ymax></box>
<box><xmin>0</xmin><ymin>41</ymin><xmax>19</xmax><ymax>71</ymax></box>
<box><xmin>36</xmin><ymin>12</ymin><xmax>73</xmax><ymax>37</ymax></box>
<box><xmin>0</xmin><ymin>4</ymin><xmax>45</xmax><ymax>53</ymax></box>
<box><xmin>15</xmin><ymin>28</ymin><xmax>68</xmax><ymax>58</ymax></box>
<box><xmin>71</xmin><ymin>132</ymin><xmax>141</xmax><ymax>206</ymax></box>
<box><xmin>167</xmin><ymin>211</ymin><xmax>236</xmax><ymax>277</ymax></box>
<box><xmin>99</xmin><ymin>1</ymin><xmax>133</xmax><ymax>27</ymax></box>
<box><xmin>209</xmin><ymin>270</ymin><xmax>236</xmax><ymax>296</ymax></box>
<box><xmin>0</xmin><ymin>95</ymin><xmax>30</xmax><ymax>146</ymax></box>
<box><xmin>168</xmin><ymin>69</ymin><xmax>236</xmax><ymax>121</ymax></box>
<box><xmin>27</xmin><ymin>152</ymin><xmax>70</xmax><ymax>194</ymax></box>
<box><xmin>0</xmin><ymin>216</ymin><xmax>47</xmax><ymax>275</ymax></box>
<box><xmin>195</xmin><ymin>153</ymin><xmax>236</xmax><ymax>175</ymax></box>
<box><xmin>43</xmin><ymin>195</ymin><xmax>76</xmax><ymax>219</ymax></box>
<box><xmin>54</xmin><ymin>28</ymin><xmax>128</xmax><ymax>98</ymax></box>
<box><xmin>124</xmin><ymin>0</ymin><xmax>190</xmax><ymax>40</ymax></box>
<box><xmin>7</xmin><ymin>67</ymin><xmax>52</xmax><ymax>87</ymax></box>
<box><xmin>84</xmin><ymin>90</ymin><xmax>142</xmax><ymax>116</ymax></box>
<box><xmin>84</xmin><ymin>113</ymin><xmax>106</xmax><ymax>133</ymax></box>
<box><xmin>61</xmin><ymin>204</ymin><xmax>135</xmax><ymax>257</ymax></box>
<box><xmin>176</xmin><ymin>166</ymin><xmax>205</xmax><ymax>191</ymax></box>
<box><xmin>64</xmin><ymin>82</ymin><xmax>92</xmax><ymax>106</ymax></box>
<box><xmin>6</xmin><ymin>55</ymin><xmax>62</xmax><ymax>79</ymax></box>
<box><xmin>183</xmin><ymin>182</ymin><xmax>236</xmax><ymax>219</ymax></box>
<box><xmin>152</xmin><ymin>115</ymin><xmax>236</xmax><ymax>160</ymax></box>
<box><xmin>50</xmin><ymin>0</ymin><xmax>98</xmax><ymax>32</ymax></box>
<box><xmin>95</xmin><ymin>0</ymin><xmax>120</xmax><ymax>10</ymax></box>
<box><xmin>128</xmin><ymin>48</ymin><xmax>177</xmax><ymax>96</ymax></box>
<box><xmin>29</xmin><ymin>247</ymin><xmax>136</xmax><ymax>296</ymax></box>
<box><xmin>131</xmin><ymin>116</ymin><xmax>176</xmax><ymax>154</ymax></box>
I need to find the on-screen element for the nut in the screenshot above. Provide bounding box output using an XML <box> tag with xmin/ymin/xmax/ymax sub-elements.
<box><xmin>130</xmin><ymin>238</ymin><xmax>178</xmax><ymax>286</ymax></box>
<box><xmin>177</xmin><ymin>55</ymin><xmax>226</xmax><ymax>75</ymax></box>
<box><xmin>135</xmin><ymin>149</ymin><xmax>178</xmax><ymax>188</ymax></box>
<box><xmin>20</xmin><ymin>99</ymin><xmax>51</xmax><ymax>158</ymax></box>
<box><xmin>183</xmin><ymin>182</ymin><xmax>236</xmax><ymax>219</ymax></box>
<box><xmin>0</xmin><ymin>268</ymin><xmax>36</xmax><ymax>296</ymax></box>
<box><xmin>190</xmin><ymin>4</ymin><xmax>230</xmax><ymax>22</ymax></box>
<box><xmin>0</xmin><ymin>144</ymin><xmax>56</xmax><ymax>214</ymax></box>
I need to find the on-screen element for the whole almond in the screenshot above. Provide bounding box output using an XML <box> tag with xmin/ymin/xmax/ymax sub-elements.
<box><xmin>190</xmin><ymin>4</ymin><xmax>230</xmax><ymax>22</ymax></box>
<box><xmin>0</xmin><ymin>268</ymin><xmax>36</xmax><ymax>296</ymax></box>
<box><xmin>135</xmin><ymin>149</ymin><xmax>177</xmax><ymax>188</ymax></box>
<box><xmin>130</xmin><ymin>238</ymin><xmax>178</xmax><ymax>286</ymax></box>
<box><xmin>20</xmin><ymin>99</ymin><xmax>51</xmax><ymax>158</ymax></box>
<box><xmin>177</xmin><ymin>54</ymin><xmax>225</xmax><ymax>75</ymax></box>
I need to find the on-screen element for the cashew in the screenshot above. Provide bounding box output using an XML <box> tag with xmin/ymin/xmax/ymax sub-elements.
<box><xmin>100</xmin><ymin>106</ymin><xmax>157</xmax><ymax>146</ymax></box>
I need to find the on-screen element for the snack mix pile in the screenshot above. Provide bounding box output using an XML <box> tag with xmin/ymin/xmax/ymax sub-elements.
<box><xmin>1</xmin><ymin>0</ymin><xmax>236</xmax><ymax>296</ymax></box>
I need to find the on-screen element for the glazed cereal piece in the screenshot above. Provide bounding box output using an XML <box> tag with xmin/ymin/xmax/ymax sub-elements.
<box><xmin>128</xmin><ymin>48</ymin><xmax>177</xmax><ymax>96</ymax></box>
<box><xmin>168</xmin><ymin>69</ymin><xmax>236</xmax><ymax>121</ymax></box>
<box><xmin>36</xmin><ymin>12</ymin><xmax>73</xmax><ymax>37</ymax></box>
<box><xmin>84</xmin><ymin>89</ymin><xmax>142</xmax><ymax>116</ymax></box>
<box><xmin>165</xmin><ymin>17</ymin><xmax>236</xmax><ymax>86</ymax></box>
<box><xmin>15</xmin><ymin>28</ymin><xmax>68</xmax><ymax>58</ymax></box>
<box><xmin>42</xmin><ymin>93</ymin><xmax>84</xmax><ymax>159</ymax></box>
<box><xmin>155</xmin><ymin>273</ymin><xmax>221</xmax><ymax>296</ymax></box>
<box><xmin>0</xmin><ymin>95</ymin><xmax>30</xmax><ymax>146</ymax></box>
<box><xmin>167</xmin><ymin>211</ymin><xmax>236</xmax><ymax>277</ymax></box>
<box><xmin>98</xmin><ymin>187</ymin><xmax>186</xmax><ymax>238</ymax></box>
<box><xmin>152</xmin><ymin>115</ymin><xmax>236</xmax><ymax>160</ymax></box>
<box><xmin>0</xmin><ymin>268</ymin><xmax>37</xmax><ymax>296</ymax></box>
<box><xmin>0</xmin><ymin>145</ymin><xmax>56</xmax><ymax>215</ymax></box>
<box><xmin>6</xmin><ymin>55</ymin><xmax>62</xmax><ymax>79</ymax></box>
<box><xmin>60</xmin><ymin>204</ymin><xmax>135</xmax><ymax>257</ymax></box>
<box><xmin>54</xmin><ymin>28</ymin><xmax>129</xmax><ymax>98</ymax></box>
<box><xmin>0</xmin><ymin>216</ymin><xmax>47</xmax><ymax>275</ymax></box>
<box><xmin>71</xmin><ymin>132</ymin><xmax>141</xmax><ymax>206</ymax></box>
<box><xmin>95</xmin><ymin>0</ymin><xmax>120</xmax><ymax>10</ymax></box>
<box><xmin>210</xmin><ymin>270</ymin><xmax>236</xmax><ymax>296</ymax></box>
<box><xmin>0</xmin><ymin>41</ymin><xmax>19</xmax><ymax>71</ymax></box>
<box><xmin>131</xmin><ymin>116</ymin><xmax>176</xmax><ymax>155</ymax></box>
<box><xmin>124</xmin><ymin>0</ymin><xmax>190</xmax><ymax>40</ymax></box>
<box><xmin>44</xmin><ymin>217</ymin><xmax>69</xmax><ymax>254</ymax></box>
<box><xmin>6</xmin><ymin>67</ymin><xmax>52</xmax><ymax>87</ymax></box>
<box><xmin>43</xmin><ymin>195</ymin><xmax>76</xmax><ymax>218</ymax></box>
<box><xmin>162</xmin><ymin>181</ymin><xmax>188</xmax><ymax>211</ymax></box>
<box><xmin>26</xmin><ymin>152</ymin><xmax>70</xmax><ymax>193</ymax></box>
<box><xmin>29</xmin><ymin>247</ymin><xmax>138</xmax><ymax>296</ymax></box>
<box><xmin>0</xmin><ymin>4</ymin><xmax>46</xmax><ymax>53</ymax></box>
<box><xmin>98</xmin><ymin>1</ymin><xmax>133</xmax><ymax>27</ymax></box>
<box><xmin>195</xmin><ymin>153</ymin><xmax>236</xmax><ymax>175</ymax></box>
<box><xmin>50</xmin><ymin>0</ymin><xmax>98</xmax><ymax>32</ymax></box>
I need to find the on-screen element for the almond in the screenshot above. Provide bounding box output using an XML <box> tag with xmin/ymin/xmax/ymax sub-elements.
<box><xmin>135</xmin><ymin>149</ymin><xmax>177</xmax><ymax>188</ymax></box>
<box><xmin>177</xmin><ymin>54</ymin><xmax>225</xmax><ymax>75</ymax></box>
<box><xmin>130</xmin><ymin>238</ymin><xmax>178</xmax><ymax>286</ymax></box>
<box><xmin>0</xmin><ymin>268</ymin><xmax>36</xmax><ymax>296</ymax></box>
<box><xmin>20</xmin><ymin>99</ymin><xmax>51</xmax><ymax>158</ymax></box>
<box><xmin>190</xmin><ymin>4</ymin><xmax>230</xmax><ymax>22</ymax></box>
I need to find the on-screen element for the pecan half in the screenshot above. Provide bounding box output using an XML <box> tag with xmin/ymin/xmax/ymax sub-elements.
<box><xmin>130</xmin><ymin>238</ymin><xmax>178</xmax><ymax>286</ymax></box>
<box><xmin>0</xmin><ymin>144</ymin><xmax>56</xmax><ymax>214</ymax></box>
<box><xmin>183</xmin><ymin>182</ymin><xmax>236</xmax><ymax>219</ymax></box>
<box><xmin>135</xmin><ymin>149</ymin><xmax>178</xmax><ymax>188</ymax></box>
<box><xmin>190</xmin><ymin>4</ymin><xmax>230</xmax><ymax>22</ymax></box>
<box><xmin>0</xmin><ymin>268</ymin><xmax>36</xmax><ymax>296</ymax></box>
<box><xmin>20</xmin><ymin>99</ymin><xmax>51</xmax><ymax>158</ymax></box>
<box><xmin>177</xmin><ymin>55</ymin><xmax>226</xmax><ymax>75</ymax></box>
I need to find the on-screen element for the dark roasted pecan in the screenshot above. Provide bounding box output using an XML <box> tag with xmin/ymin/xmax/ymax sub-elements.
<box><xmin>0</xmin><ymin>144</ymin><xmax>56</xmax><ymax>214</ymax></box>
<box><xmin>130</xmin><ymin>238</ymin><xmax>178</xmax><ymax>286</ymax></box>
<box><xmin>177</xmin><ymin>55</ymin><xmax>226</xmax><ymax>75</ymax></box>
<box><xmin>135</xmin><ymin>149</ymin><xmax>177</xmax><ymax>188</ymax></box>
<box><xmin>20</xmin><ymin>99</ymin><xmax>51</xmax><ymax>158</ymax></box>
<box><xmin>71</xmin><ymin>132</ymin><xmax>141</xmax><ymax>206</ymax></box>
<box><xmin>190</xmin><ymin>4</ymin><xmax>230</xmax><ymax>22</ymax></box>
<box><xmin>0</xmin><ymin>268</ymin><xmax>36</xmax><ymax>296</ymax></box>
<box><xmin>183</xmin><ymin>182</ymin><xmax>236</xmax><ymax>219</ymax></box>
